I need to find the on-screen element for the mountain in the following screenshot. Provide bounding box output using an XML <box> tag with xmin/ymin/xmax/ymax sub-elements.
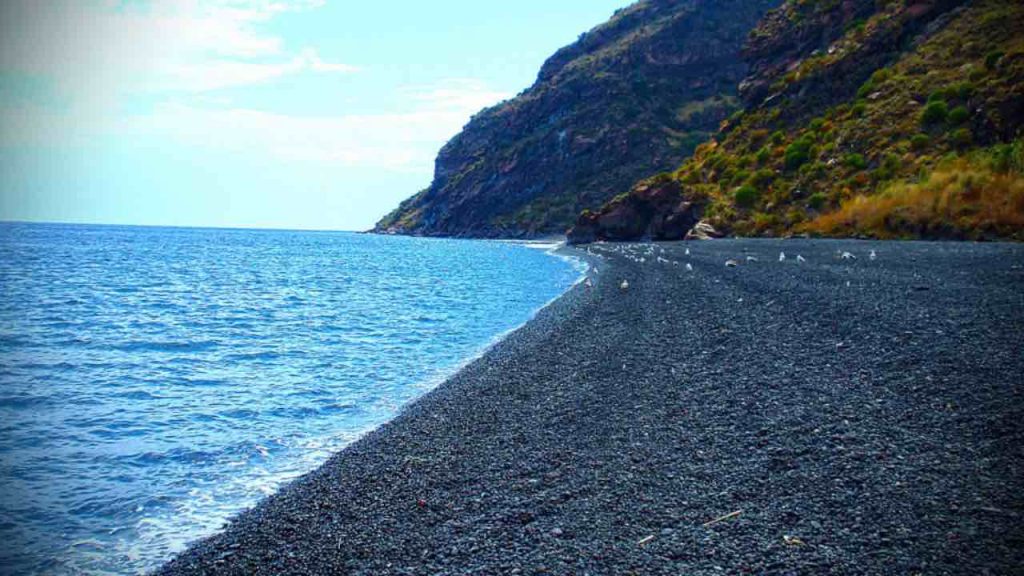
<box><xmin>373</xmin><ymin>0</ymin><xmax>780</xmax><ymax>238</ymax></box>
<box><xmin>570</xmin><ymin>0</ymin><xmax>1024</xmax><ymax>242</ymax></box>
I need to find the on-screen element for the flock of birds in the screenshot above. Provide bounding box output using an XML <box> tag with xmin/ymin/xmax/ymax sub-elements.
<box><xmin>579</xmin><ymin>243</ymin><xmax>879</xmax><ymax>291</ymax></box>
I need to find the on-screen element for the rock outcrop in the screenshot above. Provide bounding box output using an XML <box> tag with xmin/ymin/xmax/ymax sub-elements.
<box><xmin>374</xmin><ymin>0</ymin><xmax>780</xmax><ymax>238</ymax></box>
<box><xmin>567</xmin><ymin>175</ymin><xmax>704</xmax><ymax>243</ymax></box>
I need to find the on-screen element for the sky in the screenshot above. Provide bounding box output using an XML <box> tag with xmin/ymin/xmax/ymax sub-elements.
<box><xmin>0</xmin><ymin>0</ymin><xmax>630</xmax><ymax>231</ymax></box>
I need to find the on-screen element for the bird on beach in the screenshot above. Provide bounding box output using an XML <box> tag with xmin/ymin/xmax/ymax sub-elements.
<box><xmin>685</xmin><ymin>248</ymin><xmax>691</xmax><ymax>256</ymax></box>
<box><xmin>620</xmin><ymin>280</ymin><xmax>630</xmax><ymax>290</ymax></box>
<box><xmin>870</xmin><ymin>250</ymin><xmax>877</xmax><ymax>261</ymax></box>
<box><xmin>841</xmin><ymin>251</ymin><xmax>856</xmax><ymax>260</ymax></box>
<box><xmin>746</xmin><ymin>256</ymin><xmax>759</xmax><ymax>263</ymax></box>
<box><xmin>725</xmin><ymin>260</ymin><xmax>739</xmax><ymax>267</ymax></box>
<box><xmin>796</xmin><ymin>255</ymin><xmax>806</xmax><ymax>263</ymax></box>
<box><xmin>686</xmin><ymin>263</ymin><xmax>693</xmax><ymax>271</ymax></box>
<box><xmin>779</xmin><ymin>252</ymin><xmax>786</xmax><ymax>262</ymax></box>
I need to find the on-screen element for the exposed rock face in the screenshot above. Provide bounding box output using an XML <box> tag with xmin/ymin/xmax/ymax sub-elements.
<box><xmin>567</xmin><ymin>175</ymin><xmax>704</xmax><ymax>243</ymax></box>
<box><xmin>738</xmin><ymin>0</ymin><xmax>969</xmax><ymax>122</ymax></box>
<box><xmin>374</xmin><ymin>0</ymin><xmax>780</xmax><ymax>238</ymax></box>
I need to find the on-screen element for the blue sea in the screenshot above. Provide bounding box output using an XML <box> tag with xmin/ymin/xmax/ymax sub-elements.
<box><xmin>0</xmin><ymin>223</ymin><xmax>582</xmax><ymax>575</ymax></box>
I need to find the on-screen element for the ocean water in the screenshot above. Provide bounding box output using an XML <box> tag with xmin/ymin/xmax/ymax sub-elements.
<box><xmin>0</xmin><ymin>223</ymin><xmax>582</xmax><ymax>575</ymax></box>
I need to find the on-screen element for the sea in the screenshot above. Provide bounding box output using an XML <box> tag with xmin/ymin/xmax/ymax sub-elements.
<box><xmin>0</xmin><ymin>222</ymin><xmax>583</xmax><ymax>575</ymax></box>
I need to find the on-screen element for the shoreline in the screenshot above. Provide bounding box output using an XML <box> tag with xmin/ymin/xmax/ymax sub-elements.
<box><xmin>157</xmin><ymin>239</ymin><xmax>1024</xmax><ymax>575</ymax></box>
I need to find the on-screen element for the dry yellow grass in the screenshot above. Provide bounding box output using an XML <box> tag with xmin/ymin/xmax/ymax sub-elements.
<box><xmin>805</xmin><ymin>160</ymin><xmax>1024</xmax><ymax>240</ymax></box>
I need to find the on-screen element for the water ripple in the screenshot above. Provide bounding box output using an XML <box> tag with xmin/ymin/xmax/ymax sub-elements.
<box><xmin>0</xmin><ymin>223</ymin><xmax>581</xmax><ymax>575</ymax></box>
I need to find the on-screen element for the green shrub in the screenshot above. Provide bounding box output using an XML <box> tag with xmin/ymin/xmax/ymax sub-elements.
<box><xmin>951</xmin><ymin>128</ymin><xmax>972</xmax><ymax>148</ymax></box>
<box><xmin>921</xmin><ymin>100</ymin><xmax>948</xmax><ymax>125</ymax></box>
<box><xmin>784</xmin><ymin>137</ymin><xmax>814</xmax><ymax>170</ymax></box>
<box><xmin>947</xmin><ymin>105</ymin><xmax>969</xmax><ymax>125</ymax></box>
<box><xmin>954</xmin><ymin>81</ymin><xmax>975</xmax><ymax>100</ymax></box>
<box><xmin>856</xmin><ymin>79</ymin><xmax>875</xmax><ymax>99</ymax></box>
<box><xmin>845</xmin><ymin>18</ymin><xmax>866</xmax><ymax>34</ymax></box>
<box><xmin>871</xmin><ymin>68</ymin><xmax>892</xmax><ymax>84</ymax></box>
<box><xmin>734</xmin><ymin>184</ymin><xmax>759</xmax><ymax>208</ymax></box>
<box><xmin>911</xmin><ymin>134</ymin><xmax>930</xmax><ymax>150</ymax></box>
<box><xmin>985</xmin><ymin>50</ymin><xmax>1004</xmax><ymax>70</ymax></box>
<box><xmin>756</xmin><ymin>146</ymin><xmax>771</xmax><ymax>165</ymax></box>
<box><xmin>730</xmin><ymin>169</ymin><xmax>751</xmax><ymax>186</ymax></box>
<box><xmin>927</xmin><ymin>90</ymin><xmax>948</xmax><ymax>103</ymax></box>
<box><xmin>809</xmin><ymin>117</ymin><xmax>825</xmax><ymax>132</ymax></box>
<box><xmin>989</xmin><ymin>140</ymin><xmax>1024</xmax><ymax>173</ymax></box>
<box><xmin>851</xmin><ymin>101</ymin><xmax>867</xmax><ymax>116</ymax></box>
<box><xmin>808</xmin><ymin>192</ymin><xmax>828</xmax><ymax>210</ymax></box>
<box><xmin>748</xmin><ymin>168</ymin><xmax>776</xmax><ymax>188</ymax></box>
<box><xmin>770</xmin><ymin>130</ymin><xmax>786</xmax><ymax>144</ymax></box>
<box><xmin>844</xmin><ymin>153</ymin><xmax>868</xmax><ymax>170</ymax></box>
<box><xmin>874</xmin><ymin>152</ymin><xmax>902</xmax><ymax>180</ymax></box>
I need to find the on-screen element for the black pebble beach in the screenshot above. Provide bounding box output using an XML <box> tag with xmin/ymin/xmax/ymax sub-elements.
<box><xmin>157</xmin><ymin>239</ymin><xmax>1024</xmax><ymax>575</ymax></box>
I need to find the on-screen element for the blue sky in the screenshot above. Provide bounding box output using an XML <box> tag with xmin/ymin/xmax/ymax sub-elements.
<box><xmin>0</xmin><ymin>0</ymin><xmax>629</xmax><ymax>230</ymax></box>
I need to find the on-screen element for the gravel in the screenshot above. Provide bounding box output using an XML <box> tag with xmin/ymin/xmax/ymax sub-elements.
<box><xmin>156</xmin><ymin>239</ymin><xmax>1024</xmax><ymax>575</ymax></box>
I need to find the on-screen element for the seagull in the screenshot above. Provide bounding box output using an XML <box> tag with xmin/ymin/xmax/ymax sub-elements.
<box><xmin>685</xmin><ymin>263</ymin><xmax>693</xmax><ymax>271</ymax></box>
<box><xmin>726</xmin><ymin>260</ymin><xmax>739</xmax><ymax>267</ymax></box>
<box><xmin>746</xmin><ymin>256</ymin><xmax>759</xmax><ymax>263</ymax></box>
<box><xmin>796</xmin><ymin>255</ymin><xmax>806</xmax><ymax>263</ymax></box>
<box><xmin>841</xmin><ymin>251</ymin><xmax>856</xmax><ymax>260</ymax></box>
<box><xmin>779</xmin><ymin>252</ymin><xmax>786</xmax><ymax>262</ymax></box>
<box><xmin>869</xmin><ymin>250</ymin><xmax>877</xmax><ymax>261</ymax></box>
<box><xmin>620</xmin><ymin>280</ymin><xmax>630</xmax><ymax>290</ymax></box>
<box><xmin>685</xmin><ymin>248</ymin><xmax>690</xmax><ymax>256</ymax></box>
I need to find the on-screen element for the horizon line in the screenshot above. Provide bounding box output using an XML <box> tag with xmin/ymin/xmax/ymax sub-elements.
<box><xmin>0</xmin><ymin>218</ymin><xmax>366</xmax><ymax>234</ymax></box>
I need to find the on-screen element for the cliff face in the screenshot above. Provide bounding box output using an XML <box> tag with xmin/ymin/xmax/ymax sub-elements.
<box><xmin>374</xmin><ymin>0</ymin><xmax>780</xmax><ymax>238</ymax></box>
<box><xmin>571</xmin><ymin>0</ymin><xmax>1024</xmax><ymax>242</ymax></box>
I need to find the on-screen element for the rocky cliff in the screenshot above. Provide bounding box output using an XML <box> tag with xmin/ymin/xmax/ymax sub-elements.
<box><xmin>374</xmin><ymin>0</ymin><xmax>780</xmax><ymax>238</ymax></box>
<box><xmin>571</xmin><ymin>0</ymin><xmax>1024</xmax><ymax>242</ymax></box>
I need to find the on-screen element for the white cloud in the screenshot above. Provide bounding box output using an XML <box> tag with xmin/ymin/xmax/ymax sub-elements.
<box><xmin>1</xmin><ymin>79</ymin><xmax>511</xmax><ymax>173</ymax></box>
<box><xmin>402</xmin><ymin>78</ymin><xmax>512</xmax><ymax>112</ymax></box>
<box><xmin>168</xmin><ymin>47</ymin><xmax>359</xmax><ymax>92</ymax></box>
<box><xmin>0</xmin><ymin>2</ymin><xmax>511</xmax><ymax>175</ymax></box>
<box><xmin>114</xmin><ymin>79</ymin><xmax>510</xmax><ymax>172</ymax></box>
<box><xmin>0</xmin><ymin>0</ymin><xmax>356</xmax><ymax>104</ymax></box>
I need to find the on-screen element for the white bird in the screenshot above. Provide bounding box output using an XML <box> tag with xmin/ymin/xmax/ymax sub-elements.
<box><xmin>841</xmin><ymin>251</ymin><xmax>856</xmax><ymax>260</ymax></box>
<box><xmin>685</xmin><ymin>263</ymin><xmax>693</xmax><ymax>271</ymax></box>
<box><xmin>869</xmin><ymin>250</ymin><xmax>877</xmax><ymax>261</ymax></box>
<box><xmin>620</xmin><ymin>280</ymin><xmax>630</xmax><ymax>290</ymax></box>
<box><xmin>779</xmin><ymin>251</ymin><xmax>786</xmax><ymax>262</ymax></box>
<box><xmin>725</xmin><ymin>260</ymin><xmax>739</xmax><ymax>267</ymax></box>
<box><xmin>685</xmin><ymin>248</ymin><xmax>691</xmax><ymax>256</ymax></box>
<box><xmin>639</xmin><ymin>257</ymin><xmax>646</xmax><ymax>263</ymax></box>
<box><xmin>796</xmin><ymin>255</ymin><xmax>806</xmax><ymax>263</ymax></box>
<box><xmin>746</xmin><ymin>256</ymin><xmax>759</xmax><ymax>263</ymax></box>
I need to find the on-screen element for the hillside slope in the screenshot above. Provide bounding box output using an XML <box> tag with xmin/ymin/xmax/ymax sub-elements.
<box><xmin>374</xmin><ymin>0</ymin><xmax>779</xmax><ymax>238</ymax></box>
<box><xmin>570</xmin><ymin>0</ymin><xmax>1024</xmax><ymax>242</ymax></box>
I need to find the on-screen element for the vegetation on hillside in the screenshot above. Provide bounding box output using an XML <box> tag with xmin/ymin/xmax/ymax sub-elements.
<box><xmin>806</xmin><ymin>141</ymin><xmax>1024</xmax><ymax>239</ymax></box>
<box><xmin>573</xmin><ymin>0</ymin><xmax>1024</xmax><ymax>242</ymax></box>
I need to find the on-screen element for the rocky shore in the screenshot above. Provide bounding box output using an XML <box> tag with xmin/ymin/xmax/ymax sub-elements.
<box><xmin>157</xmin><ymin>239</ymin><xmax>1024</xmax><ymax>575</ymax></box>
